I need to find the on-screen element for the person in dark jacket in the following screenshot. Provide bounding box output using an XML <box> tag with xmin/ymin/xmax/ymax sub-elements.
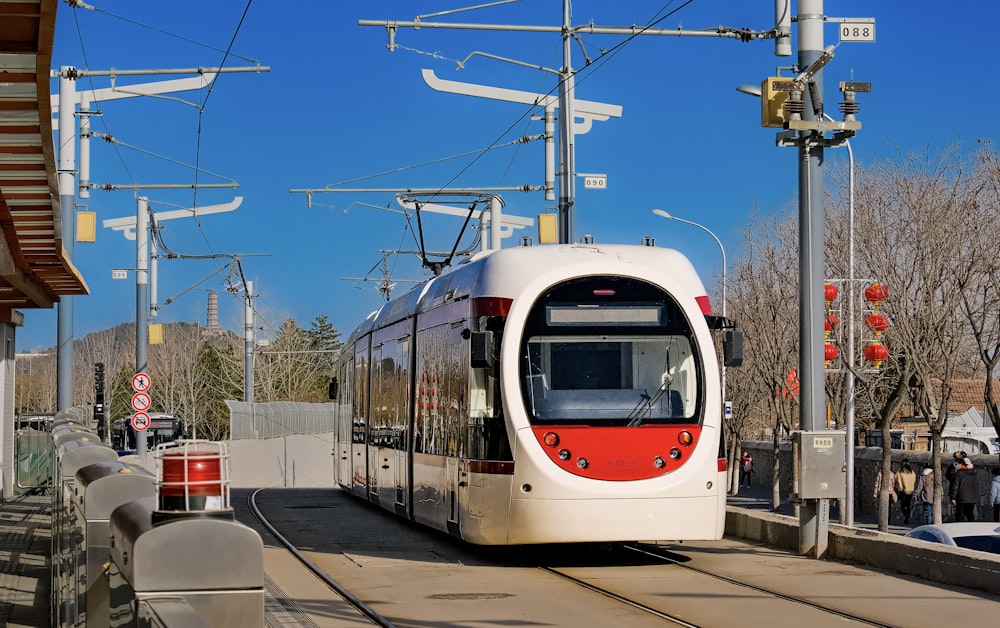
<box><xmin>945</xmin><ymin>450</ymin><xmax>965</xmax><ymax>485</ymax></box>
<box><xmin>949</xmin><ymin>457</ymin><xmax>979</xmax><ymax>522</ymax></box>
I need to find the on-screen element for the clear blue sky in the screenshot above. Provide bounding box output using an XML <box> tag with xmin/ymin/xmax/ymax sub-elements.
<box><xmin>19</xmin><ymin>1</ymin><xmax>998</xmax><ymax>351</ymax></box>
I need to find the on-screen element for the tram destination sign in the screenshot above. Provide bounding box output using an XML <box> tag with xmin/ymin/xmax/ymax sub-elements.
<box><xmin>547</xmin><ymin>303</ymin><xmax>664</xmax><ymax>326</ymax></box>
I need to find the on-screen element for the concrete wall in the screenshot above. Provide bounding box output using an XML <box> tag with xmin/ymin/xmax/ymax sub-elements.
<box><xmin>227</xmin><ymin>432</ymin><xmax>334</xmax><ymax>489</ymax></box>
<box><xmin>726</xmin><ymin>506</ymin><xmax>1000</xmax><ymax>593</ymax></box>
<box><xmin>741</xmin><ymin>441</ymin><xmax>1000</xmax><ymax>519</ymax></box>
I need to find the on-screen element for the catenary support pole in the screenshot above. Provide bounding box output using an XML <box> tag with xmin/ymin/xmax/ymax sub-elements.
<box><xmin>557</xmin><ymin>0</ymin><xmax>575</xmax><ymax>243</ymax></box>
<box><xmin>56</xmin><ymin>68</ymin><xmax>76</xmax><ymax>411</ymax></box>
<box><xmin>245</xmin><ymin>280</ymin><xmax>254</xmax><ymax>405</ymax></box>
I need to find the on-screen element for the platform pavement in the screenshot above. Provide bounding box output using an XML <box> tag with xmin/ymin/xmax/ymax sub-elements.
<box><xmin>0</xmin><ymin>494</ymin><xmax>49</xmax><ymax>628</ymax></box>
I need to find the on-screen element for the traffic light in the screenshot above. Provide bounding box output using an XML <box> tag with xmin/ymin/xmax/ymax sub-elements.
<box><xmin>94</xmin><ymin>362</ymin><xmax>105</xmax><ymax>399</ymax></box>
<box><xmin>94</xmin><ymin>363</ymin><xmax>106</xmax><ymax>438</ymax></box>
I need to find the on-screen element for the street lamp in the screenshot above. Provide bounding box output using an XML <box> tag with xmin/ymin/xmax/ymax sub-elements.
<box><xmin>651</xmin><ymin>209</ymin><xmax>728</xmax><ymax>410</ymax></box>
<box><xmin>651</xmin><ymin>209</ymin><xmax>727</xmax><ymax>320</ymax></box>
<box><xmin>825</xmin><ymin>112</ymin><xmax>857</xmax><ymax>527</ymax></box>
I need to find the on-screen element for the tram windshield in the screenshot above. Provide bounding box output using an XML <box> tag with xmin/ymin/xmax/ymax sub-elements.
<box><xmin>520</xmin><ymin>277</ymin><xmax>702</xmax><ymax>426</ymax></box>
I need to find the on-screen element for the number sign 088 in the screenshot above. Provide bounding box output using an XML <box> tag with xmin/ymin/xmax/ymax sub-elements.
<box><xmin>839</xmin><ymin>21</ymin><xmax>875</xmax><ymax>43</ymax></box>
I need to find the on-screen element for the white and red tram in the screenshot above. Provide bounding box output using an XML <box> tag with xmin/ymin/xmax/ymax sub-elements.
<box><xmin>331</xmin><ymin>241</ymin><xmax>739</xmax><ymax>544</ymax></box>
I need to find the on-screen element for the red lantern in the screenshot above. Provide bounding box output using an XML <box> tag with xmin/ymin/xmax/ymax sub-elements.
<box><xmin>865</xmin><ymin>313</ymin><xmax>890</xmax><ymax>337</ymax></box>
<box><xmin>824</xmin><ymin>314</ymin><xmax>839</xmax><ymax>339</ymax></box>
<box><xmin>824</xmin><ymin>342</ymin><xmax>839</xmax><ymax>369</ymax></box>
<box><xmin>824</xmin><ymin>343</ymin><xmax>839</xmax><ymax>362</ymax></box>
<box><xmin>864</xmin><ymin>282</ymin><xmax>889</xmax><ymax>308</ymax></box>
<box><xmin>864</xmin><ymin>342</ymin><xmax>889</xmax><ymax>368</ymax></box>
<box><xmin>824</xmin><ymin>282</ymin><xmax>839</xmax><ymax>305</ymax></box>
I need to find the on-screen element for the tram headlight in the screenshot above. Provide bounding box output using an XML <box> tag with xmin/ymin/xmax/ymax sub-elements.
<box><xmin>558</xmin><ymin>449</ymin><xmax>571</xmax><ymax>460</ymax></box>
<box><xmin>543</xmin><ymin>432</ymin><xmax>560</xmax><ymax>447</ymax></box>
<box><xmin>669</xmin><ymin>448</ymin><xmax>682</xmax><ymax>460</ymax></box>
<box><xmin>576</xmin><ymin>457</ymin><xmax>589</xmax><ymax>469</ymax></box>
<box><xmin>653</xmin><ymin>456</ymin><xmax>666</xmax><ymax>468</ymax></box>
<box><xmin>678</xmin><ymin>431</ymin><xmax>693</xmax><ymax>446</ymax></box>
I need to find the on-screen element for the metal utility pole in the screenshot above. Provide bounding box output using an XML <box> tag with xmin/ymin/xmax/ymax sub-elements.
<box><xmin>796</xmin><ymin>0</ymin><xmax>827</xmax><ymax>557</ymax></box>
<box><xmin>136</xmin><ymin>198</ymin><xmax>150</xmax><ymax>457</ymax></box>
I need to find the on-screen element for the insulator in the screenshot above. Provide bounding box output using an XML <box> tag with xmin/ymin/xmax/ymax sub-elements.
<box><xmin>840</xmin><ymin>100</ymin><xmax>860</xmax><ymax>115</ymax></box>
<box><xmin>783</xmin><ymin>98</ymin><xmax>805</xmax><ymax>115</ymax></box>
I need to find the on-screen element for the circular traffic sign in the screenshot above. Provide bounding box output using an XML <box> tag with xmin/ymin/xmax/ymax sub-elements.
<box><xmin>131</xmin><ymin>392</ymin><xmax>151</xmax><ymax>412</ymax></box>
<box><xmin>131</xmin><ymin>412</ymin><xmax>151</xmax><ymax>432</ymax></box>
<box><xmin>131</xmin><ymin>372</ymin><xmax>152</xmax><ymax>392</ymax></box>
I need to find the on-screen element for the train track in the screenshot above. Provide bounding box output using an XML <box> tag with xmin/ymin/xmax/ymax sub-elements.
<box><xmin>244</xmin><ymin>488</ymin><xmax>969</xmax><ymax>628</ymax></box>
<box><xmin>537</xmin><ymin>543</ymin><xmax>900</xmax><ymax>628</ymax></box>
<box><xmin>623</xmin><ymin>544</ymin><xmax>898</xmax><ymax>627</ymax></box>
<box><xmin>247</xmin><ymin>488</ymin><xmax>393</xmax><ymax>627</ymax></box>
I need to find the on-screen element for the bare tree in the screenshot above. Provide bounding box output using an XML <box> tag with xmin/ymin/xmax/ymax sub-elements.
<box><xmin>728</xmin><ymin>209</ymin><xmax>800</xmax><ymax>509</ymax></box>
<box><xmin>148</xmin><ymin>323</ymin><xmax>204</xmax><ymax>435</ymax></box>
<box><xmin>958</xmin><ymin>142</ymin><xmax>1000</xmax><ymax>459</ymax></box>
<box><xmin>855</xmin><ymin>145</ymin><xmax>980</xmax><ymax>526</ymax></box>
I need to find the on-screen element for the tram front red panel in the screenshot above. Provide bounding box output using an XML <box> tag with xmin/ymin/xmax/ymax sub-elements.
<box><xmin>530</xmin><ymin>425</ymin><xmax>702</xmax><ymax>481</ymax></box>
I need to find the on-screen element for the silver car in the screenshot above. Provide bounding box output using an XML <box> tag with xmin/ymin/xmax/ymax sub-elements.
<box><xmin>905</xmin><ymin>522</ymin><xmax>1000</xmax><ymax>554</ymax></box>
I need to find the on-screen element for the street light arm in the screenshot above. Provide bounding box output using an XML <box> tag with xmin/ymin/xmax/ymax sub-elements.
<box><xmin>651</xmin><ymin>209</ymin><xmax>726</xmax><ymax>316</ymax></box>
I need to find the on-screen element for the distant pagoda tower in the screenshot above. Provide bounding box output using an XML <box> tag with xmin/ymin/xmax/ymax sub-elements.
<box><xmin>204</xmin><ymin>290</ymin><xmax>224</xmax><ymax>336</ymax></box>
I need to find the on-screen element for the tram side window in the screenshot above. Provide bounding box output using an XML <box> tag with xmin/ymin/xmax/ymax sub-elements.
<box><xmin>415</xmin><ymin>322</ymin><xmax>468</xmax><ymax>457</ymax></box>
<box><xmin>353</xmin><ymin>345</ymin><xmax>369</xmax><ymax>444</ymax></box>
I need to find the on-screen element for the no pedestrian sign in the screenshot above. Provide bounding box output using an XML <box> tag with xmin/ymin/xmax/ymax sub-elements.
<box><xmin>131</xmin><ymin>372</ymin><xmax>152</xmax><ymax>393</ymax></box>
<box><xmin>131</xmin><ymin>412</ymin><xmax>151</xmax><ymax>432</ymax></box>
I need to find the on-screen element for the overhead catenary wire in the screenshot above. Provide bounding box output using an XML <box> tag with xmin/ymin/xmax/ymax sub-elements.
<box><xmin>65</xmin><ymin>0</ymin><xmax>262</xmax><ymax>65</ymax></box>
<box><xmin>190</xmin><ymin>0</ymin><xmax>255</xmax><ymax>274</ymax></box>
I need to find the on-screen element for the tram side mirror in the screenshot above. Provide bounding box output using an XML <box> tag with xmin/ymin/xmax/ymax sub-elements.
<box><xmin>328</xmin><ymin>377</ymin><xmax>339</xmax><ymax>401</ymax></box>
<box><xmin>723</xmin><ymin>330</ymin><xmax>744</xmax><ymax>367</ymax></box>
<box><xmin>470</xmin><ymin>331</ymin><xmax>494</xmax><ymax>369</ymax></box>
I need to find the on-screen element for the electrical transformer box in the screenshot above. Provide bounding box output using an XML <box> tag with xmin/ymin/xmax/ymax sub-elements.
<box><xmin>793</xmin><ymin>430</ymin><xmax>846</xmax><ymax>500</ymax></box>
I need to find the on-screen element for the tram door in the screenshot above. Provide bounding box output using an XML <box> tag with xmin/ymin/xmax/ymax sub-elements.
<box><xmin>351</xmin><ymin>341</ymin><xmax>370</xmax><ymax>499</ymax></box>
<box><xmin>335</xmin><ymin>357</ymin><xmax>354</xmax><ymax>487</ymax></box>
<box><xmin>371</xmin><ymin>332</ymin><xmax>411</xmax><ymax>513</ymax></box>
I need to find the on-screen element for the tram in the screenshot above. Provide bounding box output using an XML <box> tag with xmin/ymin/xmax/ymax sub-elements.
<box><xmin>331</xmin><ymin>241</ymin><xmax>741</xmax><ymax>545</ymax></box>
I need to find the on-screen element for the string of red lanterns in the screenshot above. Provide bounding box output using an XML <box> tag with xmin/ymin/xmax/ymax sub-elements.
<box><xmin>824</xmin><ymin>283</ymin><xmax>839</xmax><ymax>368</ymax></box>
<box><xmin>863</xmin><ymin>282</ymin><xmax>890</xmax><ymax>368</ymax></box>
<box><xmin>823</xmin><ymin>281</ymin><xmax>891</xmax><ymax>370</ymax></box>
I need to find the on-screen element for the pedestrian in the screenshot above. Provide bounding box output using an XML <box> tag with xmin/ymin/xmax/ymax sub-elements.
<box><xmin>914</xmin><ymin>466</ymin><xmax>934</xmax><ymax>525</ymax></box>
<box><xmin>873</xmin><ymin>468</ymin><xmax>896</xmax><ymax>521</ymax></box>
<box><xmin>740</xmin><ymin>451</ymin><xmax>753</xmax><ymax>488</ymax></box>
<box><xmin>944</xmin><ymin>450</ymin><xmax>966</xmax><ymax>521</ymax></box>
<box><xmin>949</xmin><ymin>457</ymin><xmax>978</xmax><ymax>522</ymax></box>
<box><xmin>894</xmin><ymin>459</ymin><xmax>917</xmax><ymax>524</ymax></box>
<box><xmin>945</xmin><ymin>450</ymin><xmax>965</xmax><ymax>486</ymax></box>
<box><xmin>990</xmin><ymin>467</ymin><xmax>1000</xmax><ymax>523</ymax></box>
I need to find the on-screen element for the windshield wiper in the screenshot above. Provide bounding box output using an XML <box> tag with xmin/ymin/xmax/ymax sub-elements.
<box><xmin>627</xmin><ymin>384</ymin><xmax>669</xmax><ymax>427</ymax></box>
